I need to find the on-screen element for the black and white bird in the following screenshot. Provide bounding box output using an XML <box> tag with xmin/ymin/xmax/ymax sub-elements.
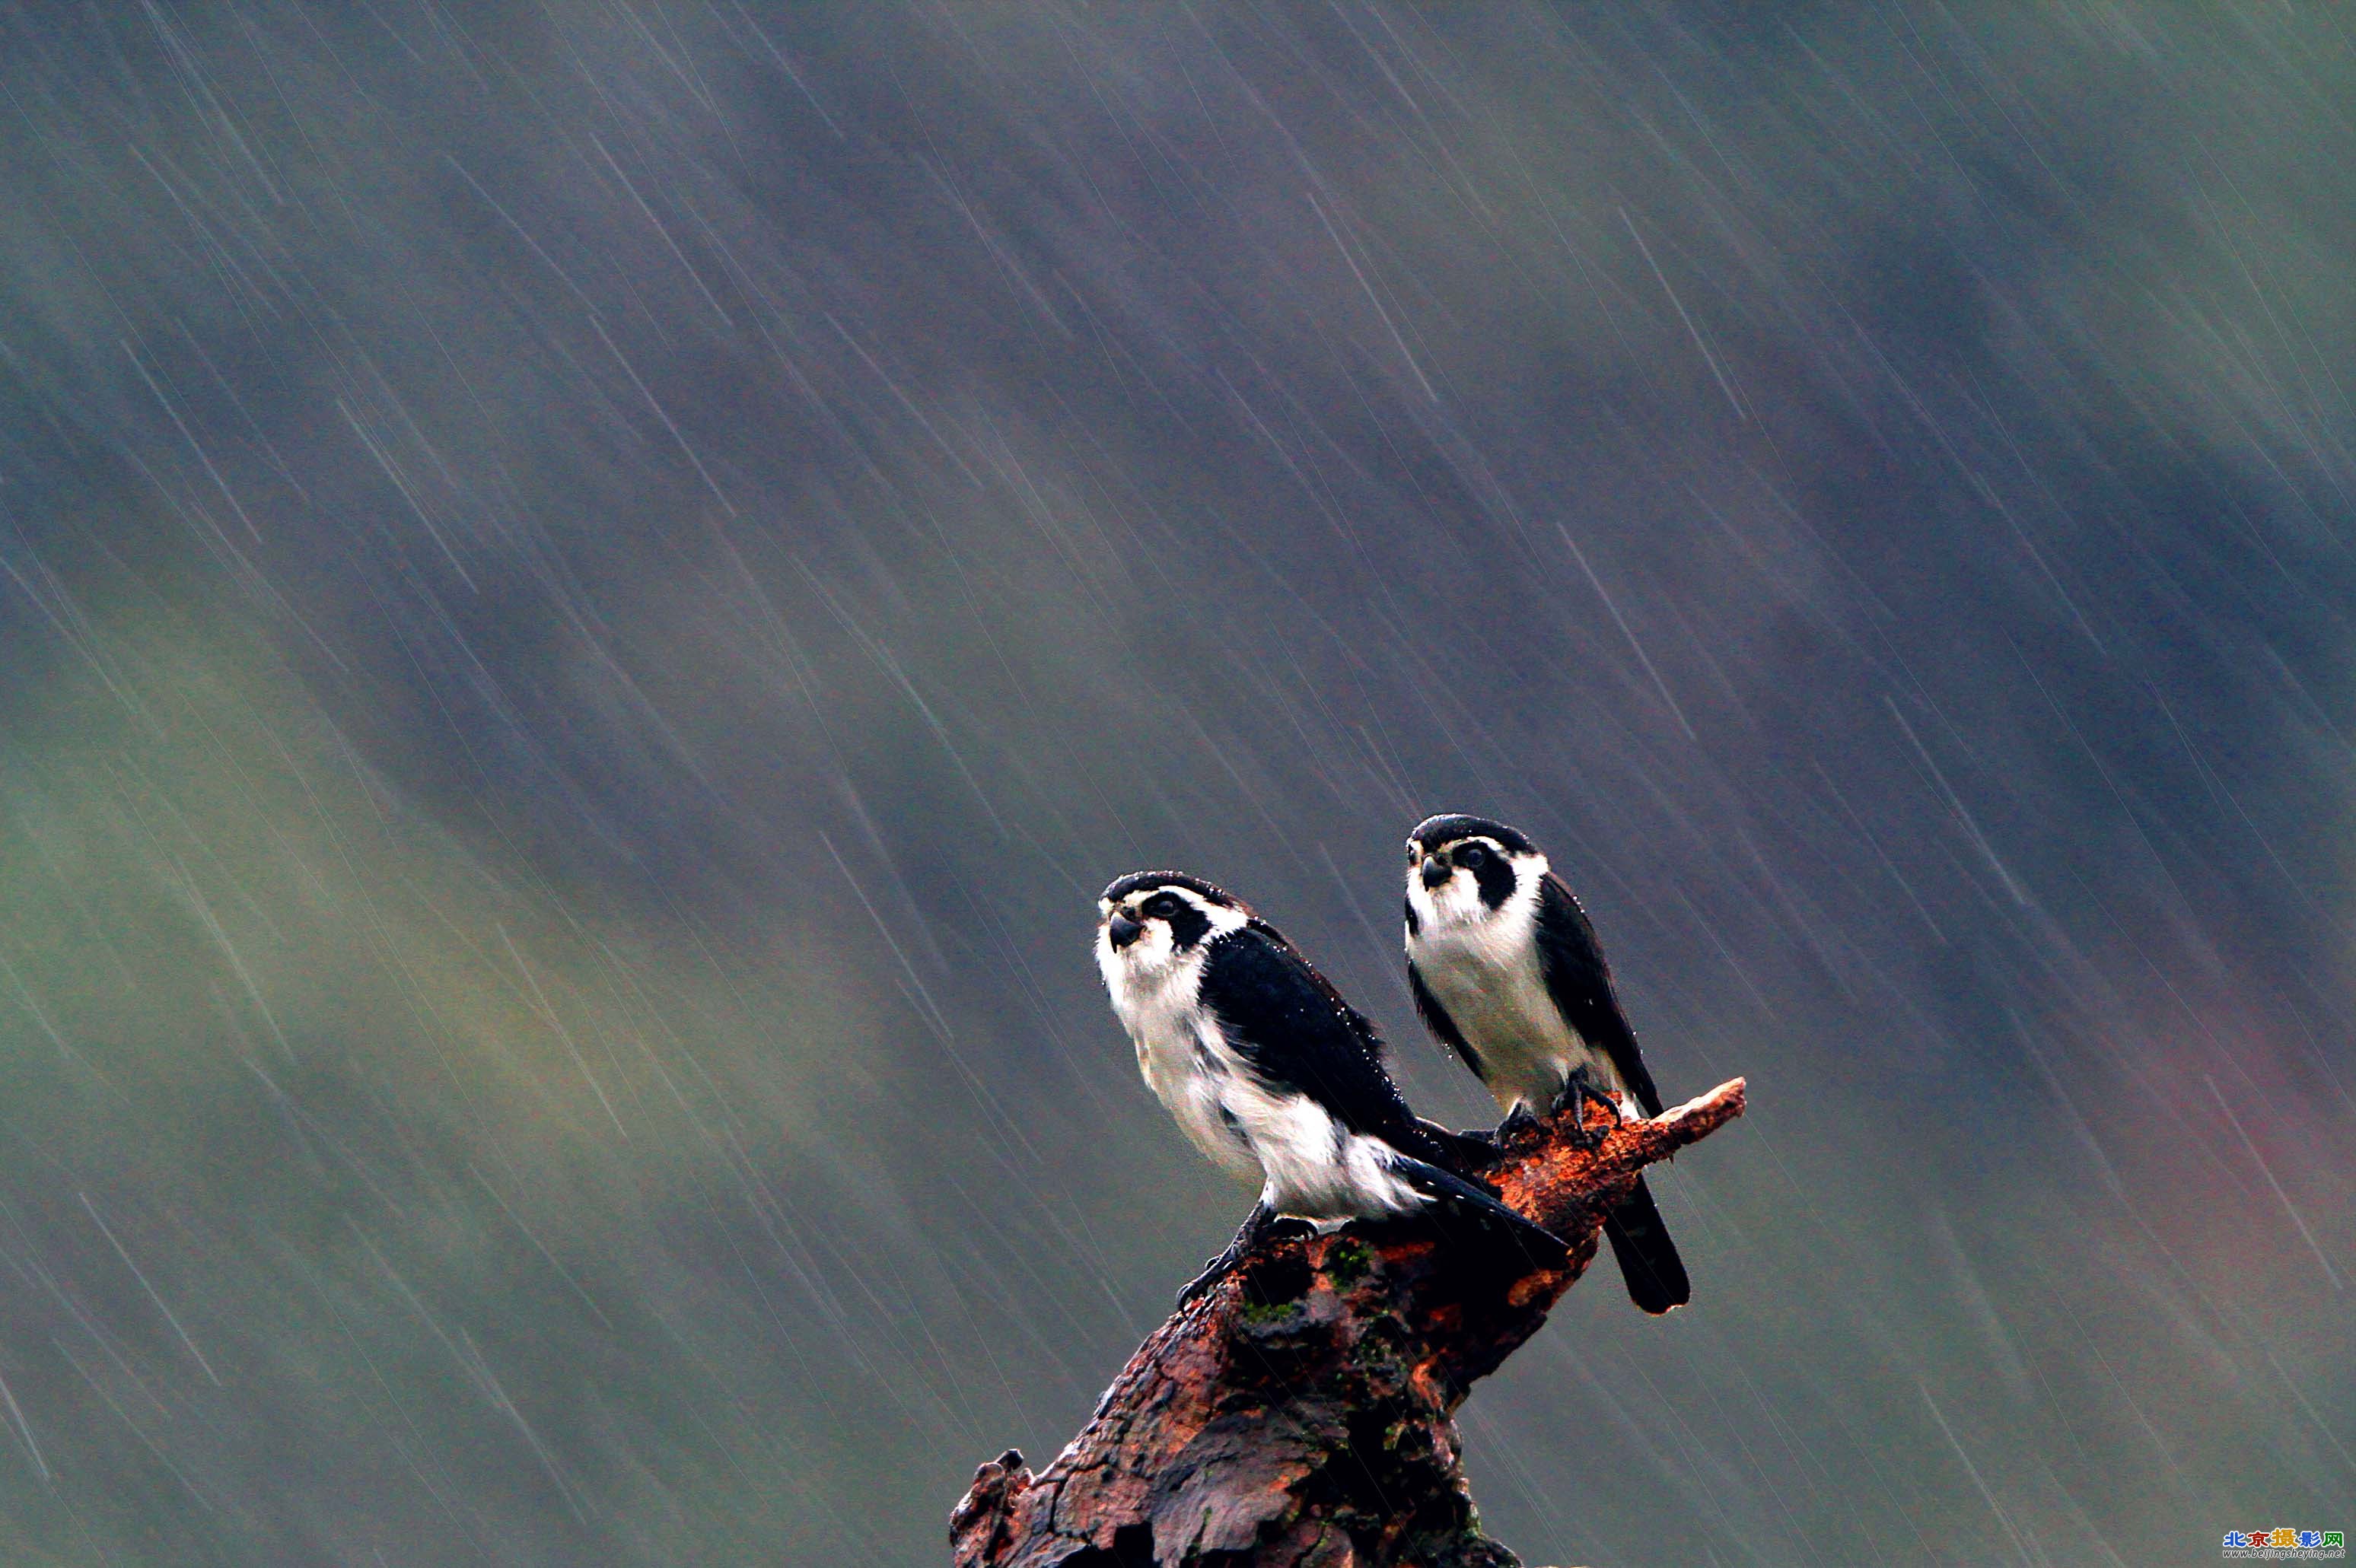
<box><xmin>1402</xmin><ymin>815</ymin><xmax>1691</xmax><ymax>1315</ymax></box>
<box><xmin>1096</xmin><ymin>870</ymin><xmax>1566</xmax><ymax>1302</ymax></box>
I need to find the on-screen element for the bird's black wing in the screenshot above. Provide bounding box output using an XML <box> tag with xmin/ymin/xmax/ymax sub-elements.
<box><xmin>1199</xmin><ymin>924</ymin><xmax>1423</xmax><ymax>1149</ymax></box>
<box><xmin>1406</xmin><ymin>961</ymin><xmax>1486</xmax><ymax>1083</ymax></box>
<box><xmin>1534</xmin><ymin>873</ymin><xmax>1663</xmax><ymax>1117</ymax></box>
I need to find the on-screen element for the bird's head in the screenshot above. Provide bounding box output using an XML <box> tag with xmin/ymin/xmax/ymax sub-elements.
<box><xmin>1404</xmin><ymin>813</ymin><xmax>1545</xmax><ymax>937</ymax></box>
<box><xmin>1096</xmin><ymin>871</ymin><xmax>1252</xmax><ymax>992</ymax></box>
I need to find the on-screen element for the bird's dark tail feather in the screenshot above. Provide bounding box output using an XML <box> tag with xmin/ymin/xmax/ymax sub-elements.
<box><xmin>1603</xmin><ymin>1175</ymin><xmax>1689</xmax><ymax>1314</ymax></box>
<box><xmin>1390</xmin><ymin>1154</ymin><xmax>1570</xmax><ymax>1267</ymax></box>
<box><xmin>1408</xmin><ymin>1116</ymin><xmax>1500</xmax><ymax>1173</ymax></box>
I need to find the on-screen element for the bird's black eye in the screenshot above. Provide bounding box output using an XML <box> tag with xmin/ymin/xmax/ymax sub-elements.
<box><xmin>1457</xmin><ymin>844</ymin><xmax>1488</xmax><ymax>869</ymax></box>
<box><xmin>1143</xmin><ymin>892</ymin><xmax>1180</xmax><ymax>919</ymax></box>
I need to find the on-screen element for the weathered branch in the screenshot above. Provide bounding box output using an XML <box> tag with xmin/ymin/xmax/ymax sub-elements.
<box><xmin>950</xmin><ymin>1077</ymin><xmax>1747</xmax><ymax>1566</ymax></box>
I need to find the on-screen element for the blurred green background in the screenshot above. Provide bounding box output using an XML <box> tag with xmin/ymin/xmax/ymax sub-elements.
<box><xmin>0</xmin><ymin>5</ymin><xmax>2349</xmax><ymax>1563</ymax></box>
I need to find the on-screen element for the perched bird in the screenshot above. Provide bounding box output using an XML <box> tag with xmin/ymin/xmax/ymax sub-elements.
<box><xmin>1402</xmin><ymin>814</ymin><xmax>1691</xmax><ymax>1314</ymax></box>
<box><xmin>1095</xmin><ymin>870</ymin><xmax>1566</xmax><ymax>1302</ymax></box>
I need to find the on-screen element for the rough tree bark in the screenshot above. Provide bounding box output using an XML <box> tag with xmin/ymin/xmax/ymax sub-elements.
<box><xmin>950</xmin><ymin>1077</ymin><xmax>1747</xmax><ymax>1567</ymax></box>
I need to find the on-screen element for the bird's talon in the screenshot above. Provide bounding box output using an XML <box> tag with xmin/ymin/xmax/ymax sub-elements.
<box><xmin>1549</xmin><ymin>1064</ymin><xmax>1624</xmax><ymax>1149</ymax></box>
<box><xmin>1176</xmin><ymin>1201</ymin><xmax>1285</xmax><ymax>1306</ymax></box>
<box><xmin>1176</xmin><ymin>1254</ymin><xmax>1239</xmax><ymax>1307</ymax></box>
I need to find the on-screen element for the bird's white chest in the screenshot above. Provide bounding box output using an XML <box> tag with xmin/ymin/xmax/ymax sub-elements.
<box><xmin>1410</xmin><ymin>912</ymin><xmax>1614</xmax><ymax>1113</ymax></box>
<box><xmin>1103</xmin><ymin>953</ymin><xmax>1261</xmax><ymax>1182</ymax></box>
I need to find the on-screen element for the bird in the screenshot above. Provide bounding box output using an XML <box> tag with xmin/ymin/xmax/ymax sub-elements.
<box><xmin>1402</xmin><ymin>814</ymin><xmax>1691</xmax><ymax>1315</ymax></box>
<box><xmin>1095</xmin><ymin>869</ymin><xmax>1568</xmax><ymax>1303</ymax></box>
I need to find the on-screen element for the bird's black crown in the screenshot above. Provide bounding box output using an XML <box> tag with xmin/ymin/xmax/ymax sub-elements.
<box><xmin>1100</xmin><ymin>870</ymin><xmax>1243</xmax><ymax>909</ymax></box>
<box><xmin>1408</xmin><ymin>814</ymin><xmax>1537</xmax><ymax>856</ymax></box>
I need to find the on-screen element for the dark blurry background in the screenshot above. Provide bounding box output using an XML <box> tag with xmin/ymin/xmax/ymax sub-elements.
<box><xmin>0</xmin><ymin>4</ymin><xmax>2348</xmax><ymax>1563</ymax></box>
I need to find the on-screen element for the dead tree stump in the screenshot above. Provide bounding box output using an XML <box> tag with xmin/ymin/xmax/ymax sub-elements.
<box><xmin>950</xmin><ymin>1077</ymin><xmax>1747</xmax><ymax>1566</ymax></box>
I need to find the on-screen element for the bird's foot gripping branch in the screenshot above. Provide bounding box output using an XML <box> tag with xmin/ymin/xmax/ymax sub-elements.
<box><xmin>950</xmin><ymin>1077</ymin><xmax>1746</xmax><ymax>1568</ymax></box>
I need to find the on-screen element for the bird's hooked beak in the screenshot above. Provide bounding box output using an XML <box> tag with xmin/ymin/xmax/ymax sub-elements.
<box><xmin>1106</xmin><ymin>910</ymin><xmax>1145</xmax><ymax>949</ymax></box>
<box><xmin>1420</xmin><ymin>855</ymin><xmax>1452</xmax><ymax>890</ymax></box>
